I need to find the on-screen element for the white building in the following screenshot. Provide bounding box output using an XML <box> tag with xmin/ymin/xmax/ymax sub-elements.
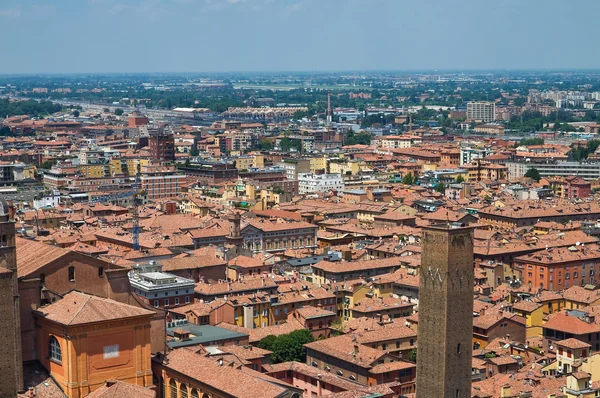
<box><xmin>459</xmin><ymin>146</ymin><xmax>495</xmax><ymax>165</ymax></box>
<box><xmin>33</xmin><ymin>190</ymin><xmax>61</xmax><ymax>209</ymax></box>
<box><xmin>298</xmin><ymin>173</ymin><xmax>344</xmax><ymax>194</ymax></box>
<box><xmin>378</xmin><ymin>135</ymin><xmax>422</xmax><ymax>150</ymax></box>
<box><xmin>467</xmin><ymin>102</ymin><xmax>496</xmax><ymax>122</ymax></box>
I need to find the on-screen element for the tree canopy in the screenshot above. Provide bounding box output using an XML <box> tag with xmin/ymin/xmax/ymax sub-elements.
<box><xmin>434</xmin><ymin>182</ymin><xmax>447</xmax><ymax>193</ymax></box>
<box><xmin>114</xmin><ymin>108</ymin><xmax>124</xmax><ymax>116</ymax></box>
<box><xmin>280</xmin><ymin>137</ymin><xmax>302</xmax><ymax>152</ymax></box>
<box><xmin>524</xmin><ymin>167</ymin><xmax>541</xmax><ymax>182</ymax></box>
<box><xmin>345</xmin><ymin>130</ymin><xmax>371</xmax><ymax>145</ymax></box>
<box><xmin>571</xmin><ymin>140</ymin><xmax>600</xmax><ymax>161</ymax></box>
<box><xmin>0</xmin><ymin>99</ymin><xmax>61</xmax><ymax>118</ymax></box>
<box><xmin>402</xmin><ymin>173</ymin><xmax>414</xmax><ymax>185</ymax></box>
<box><xmin>258</xmin><ymin>329</ymin><xmax>314</xmax><ymax>364</ymax></box>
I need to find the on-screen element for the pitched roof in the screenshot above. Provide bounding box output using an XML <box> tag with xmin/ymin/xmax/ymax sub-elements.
<box><xmin>16</xmin><ymin>237</ymin><xmax>70</xmax><ymax>278</ymax></box>
<box><xmin>34</xmin><ymin>291</ymin><xmax>154</xmax><ymax>326</ymax></box>
<box><xmin>543</xmin><ymin>313</ymin><xmax>600</xmax><ymax>335</ymax></box>
<box><xmin>556</xmin><ymin>338</ymin><xmax>592</xmax><ymax>350</ymax></box>
<box><xmin>162</xmin><ymin>348</ymin><xmax>290</xmax><ymax>398</ymax></box>
<box><xmin>305</xmin><ymin>335</ymin><xmax>387</xmax><ymax>368</ymax></box>
<box><xmin>84</xmin><ymin>381</ymin><xmax>155</xmax><ymax>398</ymax></box>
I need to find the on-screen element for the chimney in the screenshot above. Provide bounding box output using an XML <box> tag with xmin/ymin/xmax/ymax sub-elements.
<box><xmin>28</xmin><ymin>387</ymin><xmax>35</xmax><ymax>398</ymax></box>
<box><xmin>354</xmin><ymin>344</ymin><xmax>359</xmax><ymax>356</ymax></box>
<box><xmin>378</xmin><ymin>313</ymin><xmax>383</xmax><ymax>323</ymax></box>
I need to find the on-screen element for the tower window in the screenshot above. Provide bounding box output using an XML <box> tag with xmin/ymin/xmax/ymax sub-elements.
<box><xmin>457</xmin><ymin>343</ymin><xmax>461</xmax><ymax>355</ymax></box>
<box><xmin>49</xmin><ymin>336</ymin><xmax>62</xmax><ymax>364</ymax></box>
<box><xmin>68</xmin><ymin>266</ymin><xmax>75</xmax><ymax>281</ymax></box>
<box><xmin>98</xmin><ymin>267</ymin><xmax>104</xmax><ymax>277</ymax></box>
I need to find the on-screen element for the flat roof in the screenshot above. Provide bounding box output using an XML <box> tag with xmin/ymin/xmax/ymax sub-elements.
<box><xmin>167</xmin><ymin>324</ymin><xmax>249</xmax><ymax>348</ymax></box>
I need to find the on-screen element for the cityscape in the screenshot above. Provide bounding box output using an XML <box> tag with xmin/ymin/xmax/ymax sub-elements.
<box><xmin>3</xmin><ymin>1</ymin><xmax>600</xmax><ymax>398</ymax></box>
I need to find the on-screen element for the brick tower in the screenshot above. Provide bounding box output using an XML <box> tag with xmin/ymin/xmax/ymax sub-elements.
<box><xmin>416</xmin><ymin>224</ymin><xmax>474</xmax><ymax>398</ymax></box>
<box><xmin>0</xmin><ymin>196</ymin><xmax>23</xmax><ymax>396</ymax></box>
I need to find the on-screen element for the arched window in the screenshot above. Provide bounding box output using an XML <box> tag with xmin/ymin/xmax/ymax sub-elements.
<box><xmin>180</xmin><ymin>384</ymin><xmax>188</xmax><ymax>398</ymax></box>
<box><xmin>49</xmin><ymin>336</ymin><xmax>62</xmax><ymax>363</ymax></box>
<box><xmin>169</xmin><ymin>379</ymin><xmax>177</xmax><ymax>398</ymax></box>
<box><xmin>191</xmin><ymin>389</ymin><xmax>199</xmax><ymax>398</ymax></box>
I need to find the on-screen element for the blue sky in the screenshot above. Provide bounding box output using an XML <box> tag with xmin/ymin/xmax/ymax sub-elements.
<box><xmin>1</xmin><ymin>0</ymin><xmax>599</xmax><ymax>74</ymax></box>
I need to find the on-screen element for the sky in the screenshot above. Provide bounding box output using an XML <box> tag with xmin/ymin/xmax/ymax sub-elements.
<box><xmin>1</xmin><ymin>0</ymin><xmax>599</xmax><ymax>74</ymax></box>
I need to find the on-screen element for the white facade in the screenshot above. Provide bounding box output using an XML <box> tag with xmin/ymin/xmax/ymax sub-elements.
<box><xmin>33</xmin><ymin>190</ymin><xmax>61</xmax><ymax>209</ymax></box>
<box><xmin>467</xmin><ymin>102</ymin><xmax>496</xmax><ymax>122</ymax></box>
<box><xmin>298</xmin><ymin>173</ymin><xmax>344</xmax><ymax>194</ymax></box>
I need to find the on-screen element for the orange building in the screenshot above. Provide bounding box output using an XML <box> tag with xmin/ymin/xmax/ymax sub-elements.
<box><xmin>34</xmin><ymin>291</ymin><xmax>155</xmax><ymax>398</ymax></box>
<box><xmin>515</xmin><ymin>244</ymin><xmax>600</xmax><ymax>292</ymax></box>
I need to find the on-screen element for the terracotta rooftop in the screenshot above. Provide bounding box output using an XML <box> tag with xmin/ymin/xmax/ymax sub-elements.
<box><xmin>161</xmin><ymin>348</ymin><xmax>290</xmax><ymax>398</ymax></box>
<box><xmin>305</xmin><ymin>335</ymin><xmax>386</xmax><ymax>368</ymax></box>
<box><xmin>355</xmin><ymin>324</ymin><xmax>416</xmax><ymax>344</ymax></box>
<box><xmin>543</xmin><ymin>313</ymin><xmax>600</xmax><ymax>335</ymax></box>
<box><xmin>556</xmin><ymin>338</ymin><xmax>591</xmax><ymax>350</ymax></box>
<box><xmin>85</xmin><ymin>380</ymin><xmax>155</xmax><ymax>398</ymax></box>
<box><xmin>34</xmin><ymin>291</ymin><xmax>154</xmax><ymax>326</ymax></box>
<box><xmin>352</xmin><ymin>296</ymin><xmax>414</xmax><ymax>314</ymax></box>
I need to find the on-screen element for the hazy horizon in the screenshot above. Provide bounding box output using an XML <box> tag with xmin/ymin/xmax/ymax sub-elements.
<box><xmin>1</xmin><ymin>0</ymin><xmax>599</xmax><ymax>74</ymax></box>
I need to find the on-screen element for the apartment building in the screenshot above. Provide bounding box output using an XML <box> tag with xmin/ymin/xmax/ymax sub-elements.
<box><xmin>467</xmin><ymin>101</ymin><xmax>496</xmax><ymax>122</ymax></box>
<box><xmin>139</xmin><ymin>163</ymin><xmax>185</xmax><ymax>200</ymax></box>
<box><xmin>298</xmin><ymin>173</ymin><xmax>344</xmax><ymax>194</ymax></box>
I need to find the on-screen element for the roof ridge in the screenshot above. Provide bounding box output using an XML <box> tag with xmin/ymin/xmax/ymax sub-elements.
<box><xmin>67</xmin><ymin>293</ymin><xmax>92</xmax><ymax>325</ymax></box>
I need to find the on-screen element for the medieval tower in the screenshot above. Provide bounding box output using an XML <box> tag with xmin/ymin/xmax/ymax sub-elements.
<box><xmin>0</xmin><ymin>196</ymin><xmax>23</xmax><ymax>396</ymax></box>
<box><xmin>416</xmin><ymin>224</ymin><xmax>474</xmax><ymax>398</ymax></box>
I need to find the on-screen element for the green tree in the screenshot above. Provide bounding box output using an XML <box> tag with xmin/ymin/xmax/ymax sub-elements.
<box><xmin>280</xmin><ymin>137</ymin><xmax>302</xmax><ymax>152</ymax></box>
<box><xmin>518</xmin><ymin>137</ymin><xmax>544</xmax><ymax>146</ymax></box>
<box><xmin>434</xmin><ymin>182</ymin><xmax>447</xmax><ymax>193</ymax></box>
<box><xmin>72</xmin><ymin>110</ymin><xmax>80</xmax><ymax>117</ymax></box>
<box><xmin>271</xmin><ymin>186</ymin><xmax>285</xmax><ymax>195</ymax></box>
<box><xmin>258</xmin><ymin>329</ymin><xmax>314</xmax><ymax>364</ymax></box>
<box><xmin>114</xmin><ymin>108</ymin><xmax>124</xmax><ymax>116</ymax></box>
<box><xmin>190</xmin><ymin>146</ymin><xmax>199</xmax><ymax>157</ymax></box>
<box><xmin>402</xmin><ymin>173</ymin><xmax>414</xmax><ymax>185</ymax></box>
<box><xmin>455</xmin><ymin>175</ymin><xmax>465</xmax><ymax>183</ymax></box>
<box><xmin>408</xmin><ymin>349</ymin><xmax>417</xmax><ymax>363</ymax></box>
<box><xmin>103</xmin><ymin>108</ymin><xmax>110</xmax><ymax>113</ymax></box>
<box><xmin>258</xmin><ymin>335</ymin><xmax>278</xmax><ymax>352</ymax></box>
<box><xmin>524</xmin><ymin>167</ymin><xmax>541</xmax><ymax>182</ymax></box>
<box><xmin>40</xmin><ymin>159</ymin><xmax>57</xmax><ymax>169</ymax></box>
<box><xmin>258</xmin><ymin>138</ymin><xmax>274</xmax><ymax>151</ymax></box>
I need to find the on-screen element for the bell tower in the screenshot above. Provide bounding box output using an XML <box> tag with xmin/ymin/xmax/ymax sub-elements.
<box><xmin>416</xmin><ymin>224</ymin><xmax>474</xmax><ymax>398</ymax></box>
<box><xmin>0</xmin><ymin>196</ymin><xmax>23</xmax><ymax>396</ymax></box>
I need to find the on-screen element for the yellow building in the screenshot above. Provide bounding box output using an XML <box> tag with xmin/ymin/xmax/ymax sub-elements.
<box><xmin>512</xmin><ymin>301</ymin><xmax>545</xmax><ymax>338</ymax></box>
<box><xmin>564</xmin><ymin>286</ymin><xmax>600</xmax><ymax>310</ymax></box>
<box><xmin>310</xmin><ymin>156</ymin><xmax>327</xmax><ymax>173</ymax></box>
<box><xmin>232</xmin><ymin>295</ymin><xmax>273</xmax><ymax>329</ymax></box>
<box><xmin>329</xmin><ymin>161</ymin><xmax>361</xmax><ymax>176</ymax></box>
<box><xmin>23</xmin><ymin>165</ymin><xmax>36</xmax><ymax>179</ymax></box>
<box><xmin>332</xmin><ymin>280</ymin><xmax>395</xmax><ymax>321</ymax></box>
<box><xmin>77</xmin><ymin>164</ymin><xmax>107</xmax><ymax>178</ymax></box>
<box><xmin>563</xmin><ymin>351</ymin><xmax>600</xmax><ymax>397</ymax></box>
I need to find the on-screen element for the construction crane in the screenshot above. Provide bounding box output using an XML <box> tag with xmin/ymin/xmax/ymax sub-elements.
<box><xmin>88</xmin><ymin>162</ymin><xmax>145</xmax><ymax>251</ymax></box>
